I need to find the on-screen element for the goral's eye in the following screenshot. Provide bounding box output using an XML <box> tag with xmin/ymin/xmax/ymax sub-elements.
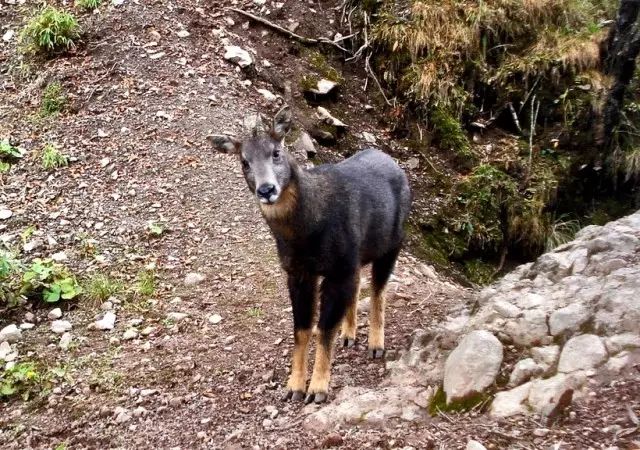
<box><xmin>272</xmin><ymin>150</ymin><xmax>281</xmax><ymax>159</ymax></box>
<box><xmin>241</xmin><ymin>158</ymin><xmax>250</xmax><ymax>170</ymax></box>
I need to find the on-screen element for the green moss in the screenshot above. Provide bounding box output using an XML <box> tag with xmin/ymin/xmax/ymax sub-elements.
<box><xmin>428</xmin><ymin>385</ymin><xmax>492</xmax><ymax>416</ymax></box>
<box><xmin>307</xmin><ymin>51</ymin><xmax>343</xmax><ymax>83</ymax></box>
<box><xmin>463</xmin><ymin>259</ymin><xmax>495</xmax><ymax>285</ymax></box>
<box><xmin>300</xmin><ymin>74</ymin><xmax>319</xmax><ymax>91</ymax></box>
<box><xmin>431</xmin><ymin>107</ymin><xmax>476</xmax><ymax>167</ymax></box>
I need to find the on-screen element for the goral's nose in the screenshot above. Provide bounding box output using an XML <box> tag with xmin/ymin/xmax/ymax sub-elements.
<box><xmin>257</xmin><ymin>183</ymin><xmax>277</xmax><ymax>200</ymax></box>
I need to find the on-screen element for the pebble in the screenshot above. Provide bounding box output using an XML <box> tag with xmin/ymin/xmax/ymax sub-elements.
<box><xmin>208</xmin><ymin>314</ymin><xmax>223</xmax><ymax>324</ymax></box>
<box><xmin>95</xmin><ymin>312</ymin><xmax>117</xmax><ymax>330</ymax></box>
<box><xmin>19</xmin><ymin>323</ymin><xmax>35</xmax><ymax>330</ymax></box>
<box><xmin>123</xmin><ymin>329</ymin><xmax>139</xmax><ymax>340</ymax></box>
<box><xmin>184</xmin><ymin>272</ymin><xmax>205</xmax><ymax>286</ymax></box>
<box><xmin>59</xmin><ymin>332</ymin><xmax>72</xmax><ymax>350</ymax></box>
<box><xmin>0</xmin><ymin>324</ymin><xmax>21</xmax><ymax>343</ymax></box>
<box><xmin>167</xmin><ymin>312</ymin><xmax>188</xmax><ymax>322</ymax></box>
<box><xmin>51</xmin><ymin>320</ymin><xmax>72</xmax><ymax>334</ymax></box>
<box><xmin>48</xmin><ymin>308</ymin><xmax>63</xmax><ymax>320</ymax></box>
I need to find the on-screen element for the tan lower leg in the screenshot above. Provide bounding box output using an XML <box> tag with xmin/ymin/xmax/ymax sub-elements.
<box><xmin>307</xmin><ymin>329</ymin><xmax>337</xmax><ymax>394</ymax></box>
<box><xmin>286</xmin><ymin>329</ymin><xmax>311</xmax><ymax>392</ymax></box>
<box><xmin>340</xmin><ymin>276</ymin><xmax>360</xmax><ymax>341</ymax></box>
<box><xmin>368</xmin><ymin>288</ymin><xmax>386</xmax><ymax>350</ymax></box>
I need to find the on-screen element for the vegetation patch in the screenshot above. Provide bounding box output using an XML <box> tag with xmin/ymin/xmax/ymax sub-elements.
<box><xmin>20</xmin><ymin>6</ymin><xmax>81</xmax><ymax>55</ymax></box>
<box><xmin>40</xmin><ymin>82</ymin><xmax>67</xmax><ymax>117</ymax></box>
<box><xmin>41</xmin><ymin>143</ymin><xmax>68</xmax><ymax>170</ymax></box>
<box><xmin>75</xmin><ymin>0</ymin><xmax>101</xmax><ymax>11</ymax></box>
<box><xmin>83</xmin><ymin>274</ymin><xmax>125</xmax><ymax>304</ymax></box>
<box><xmin>428</xmin><ymin>385</ymin><xmax>492</xmax><ymax>416</ymax></box>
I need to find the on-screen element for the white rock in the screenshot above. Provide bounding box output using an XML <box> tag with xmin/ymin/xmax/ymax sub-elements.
<box><xmin>549</xmin><ymin>302</ymin><xmax>590</xmax><ymax>336</ymax></box>
<box><xmin>257</xmin><ymin>89</ymin><xmax>277</xmax><ymax>102</ymax></box>
<box><xmin>361</xmin><ymin>132</ymin><xmax>376</xmax><ymax>144</ymax></box>
<box><xmin>59</xmin><ymin>332</ymin><xmax>72</xmax><ymax>350</ymax></box>
<box><xmin>557</xmin><ymin>334</ymin><xmax>607</xmax><ymax>373</ymax></box>
<box><xmin>443</xmin><ymin>330</ymin><xmax>503</xmax><ymax>403</ymax></box>
<box><xmin>490</xmin><ymin>382</ymin><xmax>532</xmax><ymax>418</ymax></box>
<box><xmin>51</xmin><ymin>320</ymin><xmax>72</xmax><ymax>334</ymax></box>
<box><xmin>605</xmin><ymin>352</ymin><xmax>630</xmax><ymax>374</ymax></box>
<box><xmin>123</xmin><ymin>329</ymin><xmax>139</xmax><ymax>340</ymax></box>
<box><xmin>308</xmin><ymin>79</ymin><xmax>338</xmax><ymax>96</ymax></box>
<box><xmin>95</xmin><ymin>312</ymin><xmax>117</xmax><ymax>330</ymax></box>
<box><xmin>184</xmin><ymin>272</ymin><xmax>205</xmax><ymax>286</ymax></box>
<box><xmin>508</xmin><ymin>358</ymin><xmax>544</xmax><ymax>387</ymax></box>
<box><xmin>2</xmin><ymin>30</ymin><xmax>14</xmax><ymax>42</ymax></box>
<box><xmin>224</xmin><ymin>45</ymin><xmax>253</xmax><ymax>68</ymax></box>
<box><xmin>51</xmin><ymin>251</ymin><xmax>68</xmax><ymax>262</ymax></box>
<box><xmin>208</xmin><ymin>314</ymin><xmax>223</xmax><ymax>324</ymax></box>
<box><xmin>176</xmin><ymin>29</ymin><xmax>190</xmax><ymax>38</ymax></box>
<box><xmin>19</xmin><ymin>323</ymin><xmax>34</xmax><ymax>330</ymax></box>
<box><xmin>531</xmin><ymin>345</ymin><xmax>560</xmax><ymax>367</ymax></box>
<box><xmin>167</xmin><ymin>312</ymin><xmax>188</xmax><ymax>322</ymax></box>
<box><xmin>605</xmin><ymin>333</ymin><xmax>640</xmax><ymax>354</ymax></box>
<box><xmin>48</xmin><ymin>308</ymin><xmax>63</xmax><ymax>320</ymax></box>
<box><xmin>0</xmin><ymin>208</ymin><xmax>12</xmax><ymax>220</ymax></box>
<box><xmin>317</xmin><ymin>106</ymin><xmax>347</xmax><ymax>128</ymax></box>
<box><xmin>0</xmin><ymin>341</ymin><xmax>12</xmax><ymax>359</ymax></box>
<box><xmin>466</xmin><ymin>440</ymin><xmax>488</xmax><ymax>450</ymax></box>
<box><xmin>528</xmin><ymin>372</ymin><xmax>586</xmax><ymax>416</ymax></box>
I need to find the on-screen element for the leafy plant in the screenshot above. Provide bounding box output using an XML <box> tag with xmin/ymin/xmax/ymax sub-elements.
<box><xmin>75</xmin><ymin>0</ymin><xmax>101</xmax><ymax>10</ymax></box>
<box><xmin>0</xmin><ymin>162</ymin><xmax>9</xmax><ymax>174</ymax></box>
<box><xmin>20</xmin><ymin>6</ymin><xmax>81</xmax><ymax>55</ymax></box>
<box><xmin>21</xmin><ymin>258</ymin><xmax>82</xmax><ymax>303</ymax></box>
<box><xmin>247</xmin><ymin>306</ymin><xmax>263</xmax><ymax>318</ymax></box>
<box><xmin>0</xmin><ymin>251</ymin><xmax>22</xmax><ymax>306</ymax></box>
<box><xmin>0</xmin><ymin>362</ymin><xmax>40</xmax><ymax>400</ymax></box>
<box><xmin>0</xmin><ymin>139</ymin><xmax>23</xmax><ymax>160</ymax></box>
<box><xmin>41</xmin><ymin>144</ymin><xmax>68</xmax><ymax>170</ymax></box>
<box><xmin>40</xmin><ymin>82</ymin><xmax>66</xmax><ymax>116</ymax></box>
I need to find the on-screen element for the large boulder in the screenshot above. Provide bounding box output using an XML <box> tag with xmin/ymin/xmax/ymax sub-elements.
<box><xmin>557</xmin><ymin>334</ymin><xmax>608</xmax><ymax>373</ymax></box>
<box><xmin>443</xmin><ymin>330</ymin><xmax>503</xmax><ymax>403</ymax></box>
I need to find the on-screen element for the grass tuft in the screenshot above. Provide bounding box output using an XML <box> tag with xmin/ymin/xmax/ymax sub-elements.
<box><xmin>41</xmin><ymin>144</ymin><xmax>68</xmax><ymax>170</ymax></box>
<box><xmin>21</xmin><ymin>6</ymin><xmax>81</xmax><ymax>55</ymax></box>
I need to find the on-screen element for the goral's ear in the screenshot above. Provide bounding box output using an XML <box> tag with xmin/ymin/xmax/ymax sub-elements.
<box><xmin>207</xmin><ymin>134</ymin><xmax>242</xmax><ymax>154</ymax></box>
<box><xmin>271</xmin><ymin>106</ymin><xmax>292</xmax><ymax>141</ymax></box>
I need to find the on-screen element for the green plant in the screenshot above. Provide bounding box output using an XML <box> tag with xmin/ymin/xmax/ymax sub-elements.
<box><xmin>1</xmin><ymin>362</ymin><xmax>40</xmax><ymax>400</ymax></box>
<box><xmin>0</xmin><ymin>162</ymin><xmax>9</xmax><ymax>174</ymax></box>
<box><xmin>83</xmin><ymin>274</ymin><xmax>124</xmax><ymax>303</ymax></box>
<box><xmin>20</xmin><ymin>226</ymin><xmax>36</xmax><ymax>245</ymax></box>
<box><xmin>545</xmin><ymin>216</ymin><xmax>581</xmax><ymax>251</ymax></box>
<box><xmin>40</xmin><ymin>82</ymin><xmax>66</xmax><ymax>116</ymax></box>
<box><xmin>134</xmin><ymin>269</ymin><xmax>156</xmax><ymax>297</ymax></box>
<box><xmin>75</xmin><ymin>0</ymin><xmax>101</xmax><ymax>10</ymax></box>
<box><xmin>21</xmin><ymin>258</ymin><xmax>82</xmax><ymax>303</ymax></box>
<box><xmin>247</xmin><ymin>306</ymin><xmax>263</xmax><ymax>318</ymax></box>
<box><xmin>147</xmin><ymin>221</ymin><xmax>167</xmax><ymax>237</ymax></box>
<box><xmin>20</xmin><ymin>6</ymin><xmax>81</xmax><ymax>55</ymax></box>
<box><xmin>41</xmin><ymin>144</ymin><xmax>68</xmax><ymax>170</ymax></box>
<box><xmin>0</xmin><ymin>251</ymin><xmax>22</xmax><ymax>306</ymax></box>
<box><xmin>0</xmin><ymin>139</ymin><xmax>23</xmax><ymax>159</ymax></box>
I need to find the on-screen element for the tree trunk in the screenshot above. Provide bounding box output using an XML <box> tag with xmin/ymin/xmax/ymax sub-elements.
<box><xmin>601</xmin><ymin>0</ymin><xmax>640</xmax><ymax>152</ymax></box>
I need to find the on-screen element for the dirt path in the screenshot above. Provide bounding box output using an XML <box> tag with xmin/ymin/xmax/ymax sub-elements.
<box><xmin>0</xmin><ymin>1</ymin><xmax>471</xmax><ymax>448</ymax></box>
<box><xmin>2</xmin><ymin>1</ymin><xmax>639</xmax><ymax>449</ymax></box>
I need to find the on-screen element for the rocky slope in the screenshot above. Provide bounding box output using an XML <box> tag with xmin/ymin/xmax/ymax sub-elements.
<box><xmin>305</xmin><ymin>210</ymin><xmax>640</xmax><ymax>447</ymax></box>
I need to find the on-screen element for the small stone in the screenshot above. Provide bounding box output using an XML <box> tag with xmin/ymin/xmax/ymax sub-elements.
<box><xmin>0</xmin><ymin>208</ymin><xmax>12</xmax><ymax>220</ymax></box>
<box><xmin>115</xmin><ymin>409</ymin><xmax>132</xmax><ymax>424</ymax></box>
<box><xmin>531</xmin><ymin>345</ymin><xmax>560</xmax><ymax>367</ymax></box>
<box><xmin>257</xmin><ymin>89</ymin><xmax>277</xmax><ymax>102</ymax></box>
<box><xmin>2</xmin><ymin>30</ymin><xmax>14</xmax><ymax>42</ymax></box>
<box><xmin>533</xmin><ymin>428</ymin><xmax>550</xmax><ymax>437</ymax></box>
<box><xmin>133</xmin><ymin>406</ymin><xmax>148</xmax><ymax>417</ymax></box>
<box><xmin>59</xmin><ymin>332</ymin><xmax>72</xmax><ymax>350</ymax></box>
<box><xmin>176</xmin><ymin>30</ymin><xmax>190</xmax><ymax>38</ymax></box>
<box><xmin>262</xmin><ymin>418</ymin><xmax>273</xmax><ymax>428</ymax></box>
<box><xmin>24</xmin><ymin>312</ymin><xmax>35</xmax><ymax>322</ymax></box>
<box><xmin>224</xmin><ymin>45</ymin><xmax>253</xmax><ymax>68</ymax></box>
<box><xmin>48</xmin><ymin>308</ymin><xmax>63</xmax><ymax>320</ymax></box>
<box><xmin>149</xmin><ymin>52</ymin><xmax>166</xmax><ymax>60</ymax></box>
<box><xmin>123</xmin><ymin>329</ymin><xmax>139</xmax><ymax>340</ymax></box>
<box><xmin>509</xmin><ymin>358</ymin><xmax>544</xmax><ymax>387</ymax></box>
<box><xmin>141</xmin><ymin>326</ymin><xmax>155</xmax><ymax>336</ymax></box>
<box><xmin>224</xmin><ymin>335</ymin><xmax>236</xmax><ymax>345</ymax></box>
<box><xmin>406</xmin><ymin>157</ymin><xmax>419</xmax><ymax>170</ymax></box>
<box><xmin>208</xmin><ymin>314</ymin><xmax>223</xmax><ymax>324</ymax></box>
<box><xmin>306</xmin><ymin>79</ymin><xmax>338</xmax><ymax>96</ymax></box>
<box><xmin>51</xmin><ymin>320</ymin><xmax>72</xmax><ymax>334</ymax></box>
<box><xmin>466</xmin><ymin>440</ymin><xmax>487</xmax><ymax>450</ymax></box>
<box><xmin>167</xmin><ymin>312</ymin><xmax>188</xmax><ymax>322</ymax></box>
<box><xmin>101</xmin><ymin>301</ymin><xmax>113</xmax><ymax>311</ymax></box>
<box><xmin>361</xmin><ymin>132</ymin><xmax>376</xmax><ymax>144</ymax></box>
<box><xmin>95</xmin><ymin>311</ymin><xmax>117</xmax><ymax>330</ymax></box>
<box><xmin>0</xmin><ymin>341</ymin><xmax>12</xmax><ymax>360</ymax></box>
<box><xmin>20</xmin><ymin>323</ymin><xmax>35</xmax><ymax>330</ymax></box>
<box><xmin>490</xmin><ymin>382</ymin><xmax>532</xmax><ymax>418</ymax></box>
<box><xmin>184</xmin><ymin>272</ymin><xmax>205</xmax><ymax>286</ymax></box>
<box><xmin>293</xmin><ymin>131</ymin><xmax>317</xmax><ymax>159</ymax></box>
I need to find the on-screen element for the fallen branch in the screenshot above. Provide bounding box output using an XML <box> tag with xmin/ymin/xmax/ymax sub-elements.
<box><xmin>228</xmin><ymin>8</ymin><xmax>350</xmax><ymax>53</ymax></box>
<box><xmin>508</xmin><ymin>102</ymin><xmax>523</xmax><ymax>134</ymax></box>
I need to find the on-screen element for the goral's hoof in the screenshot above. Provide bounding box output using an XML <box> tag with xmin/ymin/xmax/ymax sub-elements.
<box><xmin>304</xmin><ymin>391</ymin><xmax>328</xmax><ymax>404</ymax></box>
<box><xmin>368</xmin><ymin>348</ymin><xmax>385</xmax><ymax>359</ymax></box>
<box><xmin>282</xmin><ymin>390</ymin><xmax>306</xmax><ymax>402</ymax></box>
<box><xmin>341</xmin><ymin>337</ymin><xmax>356</xmax><ymax>348</ymax></box>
